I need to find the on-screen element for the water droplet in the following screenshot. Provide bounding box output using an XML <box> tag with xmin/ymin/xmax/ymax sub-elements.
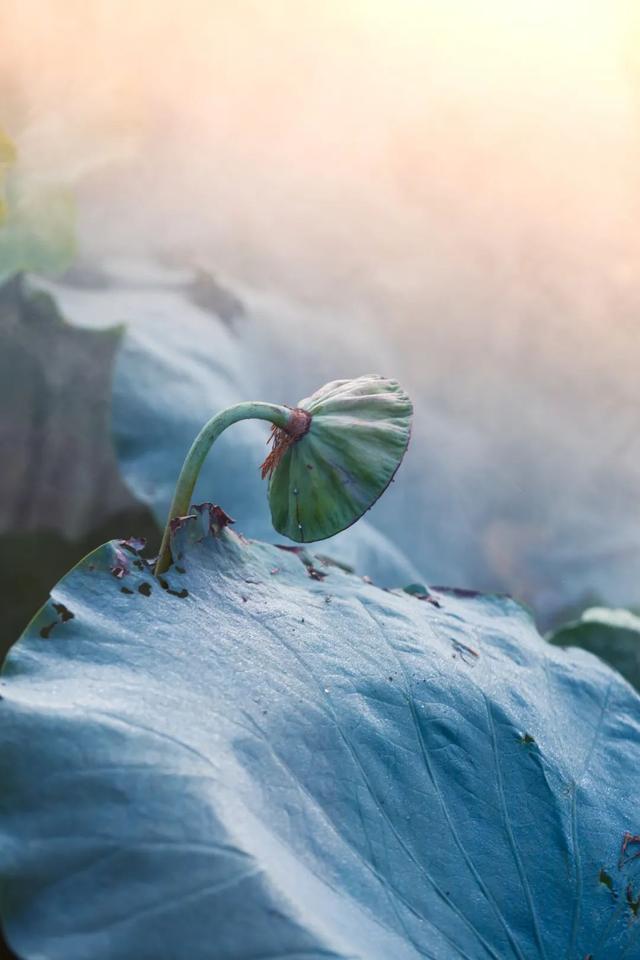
<box><xmin>293</xmin><ymin>487</ymin><xmax>299</xmax><ymax>495</ymax></box>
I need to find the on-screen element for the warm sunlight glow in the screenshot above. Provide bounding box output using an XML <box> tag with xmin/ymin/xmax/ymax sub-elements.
<box><xmin>2</xmin><ymin>0</ymin><xmax>638</xmax><ymax>298</ymax></box>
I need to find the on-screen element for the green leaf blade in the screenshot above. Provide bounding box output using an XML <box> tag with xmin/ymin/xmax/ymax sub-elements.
<box><xmin>269</xmin><ymin>375</ymin><xmax>413</xmax><ymax>542</ymax></box>
<box><xmin>548</xmin><ymin>606</ymin><xmax>640</xmax><ymax>691</ymax></box>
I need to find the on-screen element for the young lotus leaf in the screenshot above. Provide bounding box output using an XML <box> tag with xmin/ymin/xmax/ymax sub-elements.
<box><xmin>267</xmin><ymin>375</ymin><xmax>413</xmax><ymax>542</ymax></box>
<box><xmin>1</xmin><ymin>517</ymin><xmax>639</xmax><ymax>960</ymax></box>
<box><xmin>549</xmin><ymin>606</ymin><xmax>640</xmax><ymax>692</ymax></box>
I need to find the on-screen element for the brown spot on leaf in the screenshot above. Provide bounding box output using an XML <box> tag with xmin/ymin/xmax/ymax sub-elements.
<box><xmin>619</xmin><ymin>832</ymin><xmax>640</xmax><ymax>869</ymax></box>
<box><xmin>119</xmin><ymin>536</ymin><xmax>146</xmax><ymax>554</ymax></box>
<box><xmin>432</xmin><ymin>586</ymin><xmax>485</xmax><ymax>599</ymax></box>
<box><xmin>110</xmin><ymin>541</ymin><xmax>135</xmax><ymax>579</ymax></box>
<box><xmin>169</xmin><ymin>514</ymin><xmax>196</xmax><ymax>535</ymax></box>
<box><xmin>193</xmin><ymin>502</ymin><xmax>235</xmax><ymax>536</ymax></box>
<box><xmin>451</xmin><ymin>638</ymin><xmax>479</xmax><ymax>664</ymax></box>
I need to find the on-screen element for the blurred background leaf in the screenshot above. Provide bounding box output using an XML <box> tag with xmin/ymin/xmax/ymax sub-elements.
<box><xmin>548</xmin><ymin>606</ymin><xmax>640</xmax><ymax>692</ymax></box>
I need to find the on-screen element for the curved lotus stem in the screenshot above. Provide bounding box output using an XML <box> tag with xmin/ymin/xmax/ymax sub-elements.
<box><xmin>155</xmin><ymin>401</ymin><xmax>304</xmax><ymax>575</ymax></box>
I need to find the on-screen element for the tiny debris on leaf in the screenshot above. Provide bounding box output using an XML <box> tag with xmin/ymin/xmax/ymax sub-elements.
<box><xmin>626</xmin><ymin>883</ymin><xmax>640</xmax><ymax>917</ymax></box>
<box><xmin>451</xmin><ymin>638</ymin><xmax>479</xmax><ymax>664</ymax></box>
<box><xmin>518</xmin><ymin>733</ymin><xmax>536</xmax><ymax>745</ymax></box>
<box><xmin>120</xmin><ymin>537</ymin><xmax>146</xmax><ymax>555</ymax></box>
<box><xmin>599</xmin><ymin>868</ymin><xmax>616</xmax><ymax>898</ymax></box>
<box><xmin>619</xmin><ymin>832</ymin><xmax>640</xmax><ymax>869</ymax></box>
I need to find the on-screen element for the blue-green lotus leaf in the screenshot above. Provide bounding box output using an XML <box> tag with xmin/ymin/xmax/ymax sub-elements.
<box><xmin>1</xmin><ymin>518</ymin><xmax>639</xmax><ymax>959</ymax></box>
<box><xmin>268</xmin><ymin>375</ymin><xmax>412</xmax><ymax>542</ymax></box>
<box><xmin>549</xmin><ymin>606</ymin><xmax>640</xmax><ymax>691</ymax></box>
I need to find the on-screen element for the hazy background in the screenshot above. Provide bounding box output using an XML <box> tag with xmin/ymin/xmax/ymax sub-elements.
<box><xmin>3</xmin><ymin>0</ymin><xmax>640</xmax><ymax>625</ymax></box>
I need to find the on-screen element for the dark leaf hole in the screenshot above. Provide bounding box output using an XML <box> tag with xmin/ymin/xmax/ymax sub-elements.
<box><xmin>599</xmin><ymin>868</ymin><xmax>616</xmax><ymax>897</ymax></box>
<box><xmin>39</xmin><ymin>603</ymin><xmax>74</xmax><ymax>638</ymax></box>
<box><xmin>53</xmin><ymin>603</ymin><xmax>74</xmax><ymax>623</ymax></box>
<box><xmin>158</xmin><ymin>577</ymin><xmax>188</xmax><ymax>599</ymax></box>
<box><xmin>518</xmin><ymin>733</ymin><xmax>536</xmax><ymax>745</ymax></box>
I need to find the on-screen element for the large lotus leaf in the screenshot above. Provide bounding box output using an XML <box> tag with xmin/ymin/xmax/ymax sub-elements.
<box><xmin>549</xmin><ymin>606</ymin><xmax>640</xmax><ymax>692</ymax></box>
<box><xmin>2</xmin><ymin>517</ymin><xmax>639</xmax><ymax>960</ymax></box>
<box><xmin>268</xmin><ymin>375</ymin><xmax>412</xmax><ymax>542</ymax></box>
